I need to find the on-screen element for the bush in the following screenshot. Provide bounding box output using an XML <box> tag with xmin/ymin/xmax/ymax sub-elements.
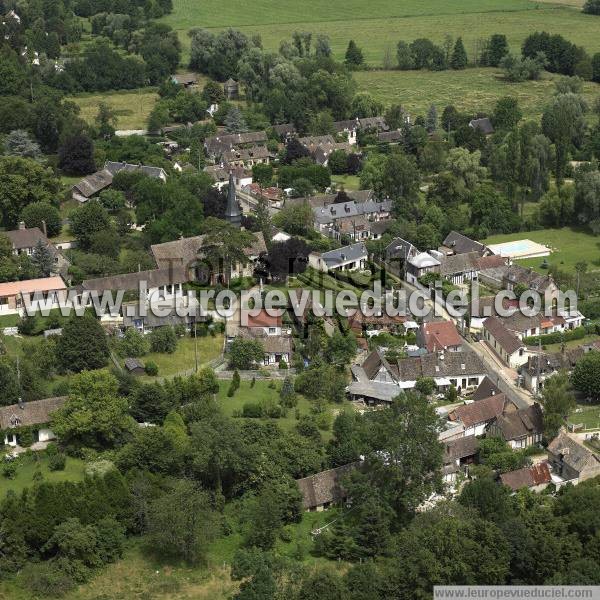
<box><xmin>2</xmin><ymin>461</ymin><xmax>17</xmax><ymax>479</ymax></box>
<box><xmin>149</xmin><ymin>326</ymin><xmax>178</xmax><ymax>354</ymax></box>
<box><xmin>144</xmin><ymin>361</ymin><xmax>158</xmax><ymax>376</ymax></box>
<box><xmin>18</xmin><ymin>429</ymin><xmax>34</xmax><ymax>447</ymax></box>
<box><xmin>242</xmin><ymin>402</ymin><xmax>263</xmax><ymax>418</ymax></box>
<box><xmin>23</xmin><ymin>561</ymin><xmax>76</xmax><ymax>597</ymax></box>
<box><xmin>17</xmin><ymin>315</ymin><xmax>37</xmax><ymax>335</ymax></box>
<box><xmin>48</xmin><ymin>452</ymin><xmax>66</xmax><ymax>471</ymax></box>
<box><xmin>227</xmin><ymin>381</ymin><xmax>236</xmax><ymax>397</ymax></box>
<box><xmin>278</xmin><ymin>358</ymin><xmax>288</xmax><ymax>370</ymax></box>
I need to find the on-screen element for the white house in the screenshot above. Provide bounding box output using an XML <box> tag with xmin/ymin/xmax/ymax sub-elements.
<box><xmin>1</xmin><ymin>397</ymin><xmax>67</xmax><ymax>447</ymax></box>
<box><xmin>482</xmin><ymin>316</ymin><xmax>529</xmax><ymax>369</ymax></box>
<box><xmin>309</xmin><ymin>242</ymin><xmax>368</xmax><ymax>273</ymax></box>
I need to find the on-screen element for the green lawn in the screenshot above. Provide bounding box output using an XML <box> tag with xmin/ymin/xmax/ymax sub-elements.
<box><xmin>331</xmin><ymin>174</ymin><xmax>361</xmax><ymax>191</ymax></box>
<box><xmin>483</xmin><ymin>227</ymin><xmax>600</xmax><ymax>273</ymax></box>
<box><xmin>217</xmin><ymin>378</ymin><xmax>352</xmax><ymax>439</ymax></box>
<box><xmin>162</xmin><ymin>0</ymin><xmax>600</xmax><ymax>65</ymax></box>
<box><xmin>0</xmin><ymin>452</ymin><xmax>86</xmax><ymax>498</ymax></box>
<box><xmin>70</xmin><ymin>88</ymin><xmax>160</xmax><ymax>131</ymax></box>
<box><xmin>139</xmin><ymin>334</ymin><xmax>224</xmax><ymax>379</ymax></box>
<box><xmin>569</xmin><ymin>404</ymin><xmax>600</xmax><ymax>430</ymax></box>
<box><xmin>355</xmin><ymin>68</ymin><xmax>600</xmax><ymax>120</ymax></box>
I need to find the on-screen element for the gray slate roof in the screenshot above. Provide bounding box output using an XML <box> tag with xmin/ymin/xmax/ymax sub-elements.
<box><xmin>82</xmin><ymin>266</ymin><xmax>188</xmax><ymax>294</ymax></box>
<box><xmin>442</xmin><ymin>231</ymin><xmax>486</xmax><ymax>255</ymax></box>
<box><xmin>313</xmin><ymin>199</ymin><xmax>392</xmax><ymax>225</ymax></box>
<box><xmin>4</xmin><ymin>227</ymin><xmax>51</xmax><ymax>250</ymax></box>
<box><xmin>296</xmin><ymin>462</ymin><xmax>359</xmax><ymax>509</ymax></box>
<box><xmin>320</xmin><ymin>242</ymin><xmax>368</xmax><ymax>267</ymax></box>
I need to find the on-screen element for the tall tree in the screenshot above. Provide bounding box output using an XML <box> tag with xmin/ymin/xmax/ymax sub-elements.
<box><xmin>450</xmin><ymin>37</ymin><xmax>468</xmax><ymax>69</ymax></box>
<box><xmin>541</xmin><ymin>372</ymin><xmax>576</xmax><ymax>439</ymax></box>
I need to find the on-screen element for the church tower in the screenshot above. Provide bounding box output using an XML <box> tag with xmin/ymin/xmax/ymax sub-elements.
<box><xmin>225</xmin><ymin>172</ymin><xmax>242</xmax><ymax>228</ymax></box>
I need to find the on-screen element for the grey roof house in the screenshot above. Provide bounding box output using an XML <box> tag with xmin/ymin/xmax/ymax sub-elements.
<box><xmin>309</xmin><ymin>242</ymin><xmax>368</xmax><ymax>273</ymax></box>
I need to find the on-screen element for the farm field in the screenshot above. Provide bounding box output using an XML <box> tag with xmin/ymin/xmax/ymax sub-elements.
<box><xmin>162</xmin><ymin>0</ymin><xmax>600</xmax><ymax>65</ymax></box>
<box><xmin>354</xmin><ymin>68</ymin><xmax>600</xmax><ymax>120</ymax></box>
<box><xmin>70</xmin><ymin>88</ymin><xmax>160</xmax><ymax>131</ymax></box>
<box><xmin>483</xmin><ymin>227</ymin><xmax>600</xmax><ymax>273</ymax></box>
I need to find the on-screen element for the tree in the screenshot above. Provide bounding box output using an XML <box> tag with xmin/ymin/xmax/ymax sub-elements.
<box><xmin>69</xmin><ymin>201</ymin><xmax>112</xmax><ymax>250</ymax></box>
<box><xmin>20</xmin><ymin>202</ymin><xmax>61</xmax><ymax>238</ymax></box>
<box><xmin>95</xmin><ymin>103</ymin><xmax>117</xmax><ymax>140</ymax></box>
<box><xmin>51</xmin><ymin>370</ymin><xmax>135</xmax><ymax>449</ymax></box>
<box><xmin>593</xmin><ymin>53</ymin><xmax>600</xmax><ymax>83</ymax></box>
<box><xmin>351</xmin><ymin>93</ymin><xmax>383</xmax><ymax>119</ymax></box>
<box><xmin>0</xmin><ymin>156</ymin><xmax>61</xmax><ymax>228</ymax></box>
<box><xmin>273</xmin><ymin>203</ymin><xmax>313</xmax><ymax>236</ymax></box>
<box><xmin>542</xmin><ymin>92</ymin><xmax>588</xmax><ymax>184</ymax></box>
<box><xmin>280</xmin><ymin>376</ymin><xmax>297</xmax><ymax>408</ymax></box>
<box><xmin>325</xmin><ymin>331</ymin><xmax>358</xmax><ymax>367</ymax></box>
<box><xmin>252</xmin><ymin>163</ymin><xmax>274</xmax><ymax>187</ymax></box>
<box><xmin>493</xmin><ymin>97</ymin><xmax>523</xmax><ymax>130</ymax></box>
<box><xmin>482</xmin><ymin>34</ymin><xmax>509</xmax><ymax>67</ymax></box>
<box><xmin>283</xmin><ymin>137</ymin><xmax>310</xmax><ymax>164</ymax></box>
<box><xmin>201</xmin><ymin>80</ymin><xmax>225</xmax><ymax>104</ymax></box>
<box><xmin>541</xmin><ymin>372</ymin><xmax>576</xmax><ymax>438</ymax></box>
<box><xmin>229</xmin><ymin>337</ymin><xmax>265</xmax><ymax>369</ymax></box>
<box><xmin>31</xmin><ymin>240</ymin><xmax>54</xmax><ymax>277</ymax></box>
<box><xmin>459</xmin><ymin>477</ymin><xmax>516</xmax><ymax>522</ymax></box>
<box><xmin>396</xmin><ymin>41</ymin><xmax>415</xmax><ymax>70</ymax></box>
<box><xmin>425</xmin><ymin>104</ymin><xmax>438</xmax><ymax>133</ymax></box>
<box><xmin>450</xmin><ymin>37</ymin><xmax>468</xmax><ymax>69</ymax></box>
<box><xmin>347</xmin><ymin>393</ymin><xmax>443</xmax><ymax>523</ymax></box>
<box><xmin>298</xmin><ymin>570</ymin><xmax>347</xmax><ymax>600</ymax></box>
<box><xmin>315</xmin><ymin>34</ymin><xmax>332</xmax><ymax>58</ymax></box>
<box><xmin>345</xmin><ymin>40</ymin><xmax>364</xmax><ymax>68</ymax></box>
<box><xmin>3</xmin><ymin>130</ymin><xmax>40</xmax><ymax>158</ymax></box>
<box><xmin>415</xmin><ymin>377</ymin><xmax>436</xmax><ymax>396</ymax></box>
<box><xmin>56</xmin><ymin>314</ymin><xmax>110</xmax><ymax>373</ymax></box>
<box><xmin>118</xmin><ymin>328</ymin><xmax>150</xmax><ymax>357</ymax></box>
<box><xmin>148</xmin><ymin>326</ymin><xmax>178</xmax><ymax>354</ymax></box>
<box><xmin>225</xmin><ymin>106</ymin><xmax>248</xmax><ymax>133</ymax></box>
<box><xmin>583</xmin><ymin>0</ymin><xmax>600</xmax><ymax>13</ymax></box>
<box><xmin>571</xmin><ymin>351</ymin><xmax>600</xmax><ymax>401</ymax></box>
<box><xmin>266</xmin><ymin>238</ymin><xmax>310</xmax><ymax>281</ymax></box>
<box><xmin>501</xmin><ymin>53</ymin><xmax>547</xmax><ymax>82</ymax></box>
<box><xmin>146</xmin><ymin>479</ymin><xmax>216</xmax><ymax>564</ymax></box>
<box><xmin>58</xmin><ymin>135</ymin><xmax>96</xmax><ymax>176</ymax></box>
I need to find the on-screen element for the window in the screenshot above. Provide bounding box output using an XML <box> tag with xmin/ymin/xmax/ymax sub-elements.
<box><xmin>0</xmin><ymin>297</ymin><xmax>8</xmax><ymax>306</ymax></box>
<box><xmin>268</xmin><ymin>327</ymin><xmax>277</xmax><ymax>334</ymax></box>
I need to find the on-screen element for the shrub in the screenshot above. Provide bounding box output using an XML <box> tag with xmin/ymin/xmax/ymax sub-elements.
<box><xmin>227</xmin><ymin>381</ymin><xmax>236</xmax><ymax>397</ymax></box>
<box><xmin>278</xmin><ymin>358</ymin><xmax>288</xmax><ymax>370</ymax></box>
<box><xmin>19</xmin><ymin>429</ymin><xmax>34</xmax><ymax>447</ymax></box>
<box><xmin>242</xmin><ymin>402</ymin><xmax>263</xmax><ymax>418</ymax></box>
<box><xmin>144</xmin><ymin>361</ymin><xmax>158</xmax><ymax>376</ymax></box>
<box><xmin>17</xmin><ymin>315</ymin><xmax>37</xmax><ymax>335</ymax></box>
<box><xmin>2</xmin><ymin>461</ymin><xmax>17</xmax><ymax>479</ymax></box>
<box><xmin>23</xmin><ymin>561</ymin><xmax>76</xmax><ymax>597</ymax></box>
<box><xmin>48</xmin><ymin>452</ymin><xmax>66</xmax><ymax>471</ymax></box>
<box><xmin>232</xmin><ymin>369</ymin><xmax>241</xmax><ymax>391</ymax></box>
<box><xmin>250</xmin><ymin>377</ymin><xmax>256</xmax><ymax>388</ymax></box>
<box><xmin>149</xmin><ymin>326</ymin><xmax>178</xmax><ymax>354</ymax></box>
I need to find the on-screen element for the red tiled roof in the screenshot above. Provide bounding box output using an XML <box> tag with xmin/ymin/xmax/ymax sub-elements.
<box><xmin>422</xmin><ymin>320</ymin><xmax>462</xmax><ymax>352</ymax></box>
<box><xmin>246</xmin><ymin>310</ymin><xmax>282</xmax><ymax>328</ymax></box>
<box><xmin>449</xmin><ymin>394</ymin><xmax>506</xmax><ymax>429</ymax></box>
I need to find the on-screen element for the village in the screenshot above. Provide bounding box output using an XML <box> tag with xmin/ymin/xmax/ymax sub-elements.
<box><xmin>2</xmin><ymin>0</ymin><xmax>600</xmax><ymax>596</ymax></box>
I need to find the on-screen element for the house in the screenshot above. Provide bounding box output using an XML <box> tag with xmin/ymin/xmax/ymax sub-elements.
<box><xmin>222</xmin><ymin>145</ymin><xmax>272</xmax><ymax>167</ymax></box>
<box><xmin>72</xmin><ymin>161</ymin><xmax>167</xmax><ymax>202</ymax></box>
<box><xmin>547</xmin><ymin>432</ymin><xmax>600</xmax><ymax>483</ymax></box>
<box><xmin>448</xmin><ymin>394</ymin><xmax>508</xmax><ymax>437</ymax></box>
<box><xmin>348</xmin><ymin>348</ymin><xmax>486</xmax><ymax>404</ymax></box>
<box><xmin>442</xmin><ymin>435</ymin><xmax>479</xmax><ymax>484</ymax></box>
<box><xmin>5</xmin><ymin>223</ymin><xmax>51</xmax><ymax>256</ymax></box>
<box><xmin>224</xmin><ymin>78</ymin><xmax>239</xmax><ymax>99</ymax></box>
<box><xmin>418</xmin><ymin>320</ymin><xmax>463</xmax><ymax>353</ymax></box>
<box><xmin>439</xmin><ymin>231</ymin><xmax>487</xmax><ymax>257</ymax></box>
<box><xmin>1</xmin><ymin>396</ymin><xmax>67</xmax><ymax>447</ymax></box>
<box><xmin>486</xmin><ymin>403</ymin><xmax>544</xmax><ymax>449</ymax></box>
<box><xmin>204</xmin><ymin>131</ymin><xmax>268</xmax><ymax>161</ymax></box>
<box><xmin>272</xmin><ymin>123</ymin><xmax>296</xmax><ymax>140</ymax></box>
<box><xmin>296</xmin><ymin>463</ymin><xmax>359</xmax><ymax>511</ymax></box>
<box><xmin>0</xmin><ymin>276</ymin><xmax>68</xmax><ymax>316</ymax></box>
<box><xmin>313</xmin><ymin>142</ymin><xmax>355</xmax><ymax>167</ymax></box>
<box><xmin>405</xmin><ymin>252</ymin><xmax>440</xmax><ymax>286</ymax></box>
<box><xmin>377</xmin><ymin>130</ymin><xmax>403</xmax><ymax>144</ymax></box>
<box><xmin>122</xmin><ymin>302</ymin><xmax>197</xmax><ymax>333</ymax></box>
<box><xmin>469</xmin><ymin>117</ymin><xmax>494</xmax><ymax>136</ymax></box>
<box><xmin>124</xmin><ymin>358</ymin><xmax>145</xmax><ymax>375</ymax></box>
<box><xmin>482</xmin><ymin>316</ymin><xmax>528</xmax><ymax>368</ymax></box>
<box><xmin>503</xmin><ymin>264</ymin><xmax>559</xmax><ymax>299</ymax></box>
<box><xmin>309</xmin><ymin>242</ymin><xmax>368</xmax><ymax>273</ymax></box>
<box><xmin>523</xmin><ymin>347</ymin><xmax>585</xmax><ymax>395</ymax></box>
<box><xmin>312</xmin><ymin>199</ymin><xmax>392</xmax><ymax>239</ymax></box>
<box><xmin>348</xmin><ymin>311</ymin><xmax>406</xmax><ymax>337</ymax></box>
<box><xmin>80</xmin><ymin>267</ymin><xmax>188</xmax><ymax>305</ymax></box>
<box><xmin>286</xmin><ymin>189</ymin><xmax>374</xmax><ymax>210</ymax></box>
<box><xmin>150</xmin><ymin>231</ymin><xmax>267</xmax><ymax>284</ymax></box>
<box><xmin>384</xmin><ymin>238</ymin><xmax>419</xmax><ymax>278</ymax></box>
<box><xmin>439</xmin><ymin>251</ymin><xmax>481</xmax><ymax>285</ymax></box>
<box><xmin>500</xmin><ymin>463</ymin><xmax>552</xmax><ymax>492</ymax></box>
<box><xmin>204</xmin><ymin>164</ymin><xmax>253</xmax><ymax>190</ymax></box>
<box><xmin>471</xmin><ymin>376</ymin><xmax>501</xmax><ymax>401</ymax></box>
<box><xmin>243</xmin><ymin>310</ymin><xmax>290</xmax><ymax>336</ymax></box>
<box><xmin>171</xmin><ymin>72</ymin><xmax>197</xmax><ymax>87</ymax></box>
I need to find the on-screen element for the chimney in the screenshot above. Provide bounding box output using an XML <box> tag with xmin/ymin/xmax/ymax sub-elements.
<box><xmin>18</xmin><ymin>221</ymin><xmax>26</xmax><ymax>230</ymax></box>
<box><xmin>461</xmin><ymin>363</ymin><xmax>465</xmax><ymax>371</ymax></box>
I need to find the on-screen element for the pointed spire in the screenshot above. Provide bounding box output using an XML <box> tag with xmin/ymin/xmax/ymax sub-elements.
<box><xmin>225</xmin><ymin>171</ymin><xmax>241</xmax><ymax>228</ymax></box>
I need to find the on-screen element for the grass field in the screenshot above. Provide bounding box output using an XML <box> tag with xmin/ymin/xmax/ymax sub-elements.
<box><xmin>483</xmin><ymin>227</ymin><xmax>600</xmax><ymax>273</ymax></box>
<box><xmin>162</xmin><ymin>0</ymin><xmax>600</xmax><ymax>65</ymax></box>
<box><xmin>355</xmin><ymin>68</ymin><xmax>600</xmax><ymax>119</ymax></box>
<box><xmin>331</xmin><ymin>174</ymin><xmax>361</xmax><ymax>191</ymax></box>
<box><xmin>569</xmin><ymin>404</ymin><xmax>600</xmax><ymax>430</ymax></box>
<box><xmin>140</xmin><ymin>334</ymin><xmax>224</xmax><ymax>379</ymax></box>
<box><xmin>70</xmin><ymin>88</ymin><xmax>159</xmax><ymax>131</ymax></box>
<box><xmin>0</xmin><ymin>453</ymin><xmax>86</xmax><ymax>498</ymax></box>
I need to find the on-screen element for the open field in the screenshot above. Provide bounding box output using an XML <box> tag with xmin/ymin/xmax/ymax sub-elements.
<box><xmin>569</xmin><ymin>404</ymin><xmax>600</xmax><ymax>430</ymax></box>
<box><xmin>162</xmin><ymin>0</ymin><xmax>600</xmax><ymax>65</ymax></box>
<box><xmin>0</xmin><ymin>453</ymin><xmax>86</xmax><ymax>498</ymax></box>
<box><xmin>139</xmin><ymin>334</ymin><xmax>224</xmax><ymax>379</ymax></box>
<box><xmin>355</xmin><ymin>68</ymin><xmax>600</xmax><ymax>120</ymax></box>
<box><xmin>483</xmin><ymin>227</ymin><xmax>600</xmax><ymax>273</ymax></box>
<box><xmin>70</xmin><ymin>89</ymin><xmax>159</xmax><ymax>131</ymax></box>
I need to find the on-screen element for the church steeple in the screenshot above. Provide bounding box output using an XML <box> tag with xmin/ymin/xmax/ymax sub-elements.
<box><xmin>225</xmin><ymin>172</ymin><xmax>241</xmax><ymax>228</ymax></box>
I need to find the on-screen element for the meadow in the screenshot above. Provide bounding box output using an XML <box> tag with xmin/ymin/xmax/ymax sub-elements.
<box><xmin>161</xmin><ymin>0</ymin><xmax>600</xmax><ymax>65</ymax></box>
<box><xmin>70</xmin><ymin>88</ymin><xmax>160</xmax><ymax>131</ymax></box>
<box><xmin>354</xmin><ymin>68</ymin><xmax>600</xmax><ymax>120</ymax></box>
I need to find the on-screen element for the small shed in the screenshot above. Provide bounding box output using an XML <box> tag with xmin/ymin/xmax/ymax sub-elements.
<box><xmin>224</xmin><ymin>78</ymin><xmax>239</xmax><ymax>100</ymax></box>
<box><xmin>124</xmin><ymin>358</ymin><xmax>145</xmax><ymax>375</ymax></box>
